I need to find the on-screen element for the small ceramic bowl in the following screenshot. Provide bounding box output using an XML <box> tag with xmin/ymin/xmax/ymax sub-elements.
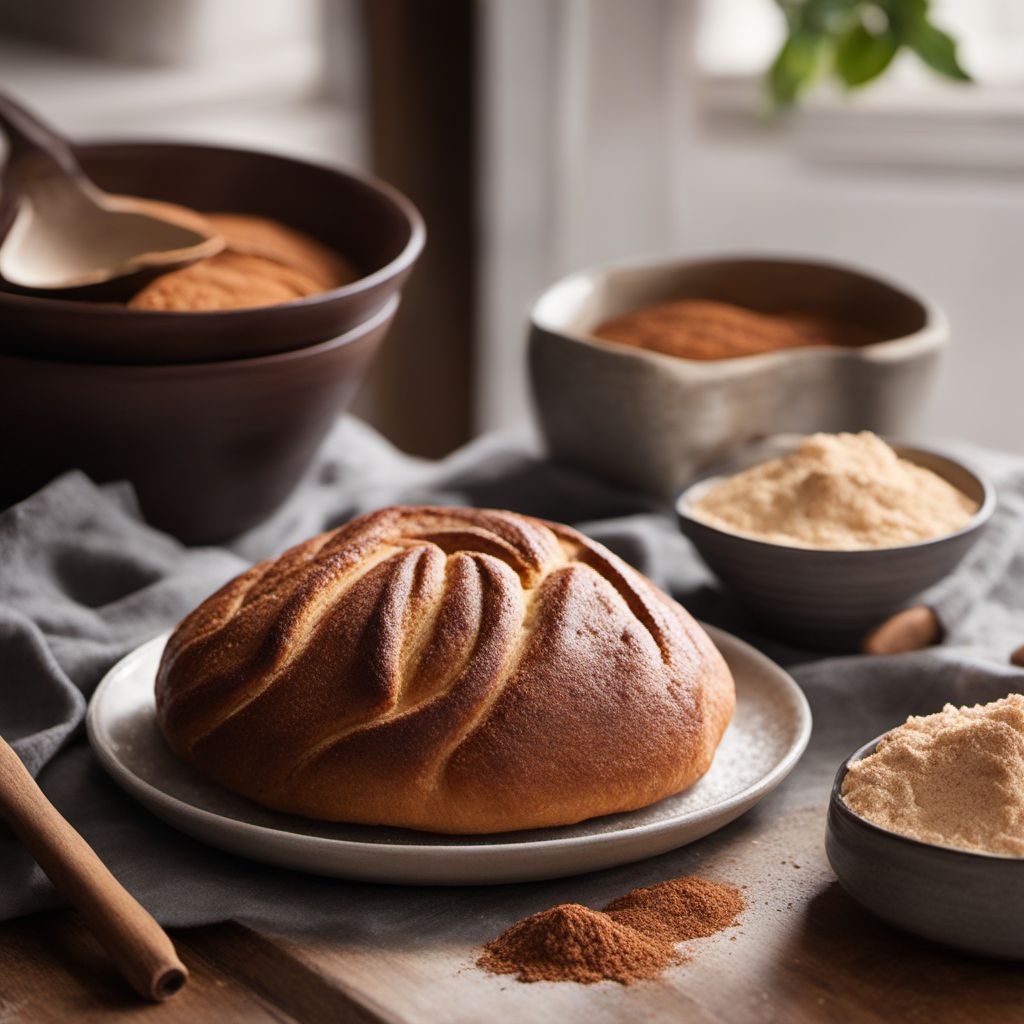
<box><xmin>0</xmin><ymin>297</ymin><xmax>398</xmax><ymax>544</ymax></box>
<box><xmin>827</xmin><ymin>735</ymin><xmax>1024</xmax><ymax>959</ymax></box>
<box><xmin>0</xmin><ymin>141</ymin><xmax>424</xmax><ymax>364</ymax></box>
<box><xmin>675</xmin><ymin>437</ymin><xmax>994</xmax><ymax>648</ymax></box>
<box><xmin>529</xmin><ymin>255</ymin><xmax>946</xmax><ymax>499</ymax></box>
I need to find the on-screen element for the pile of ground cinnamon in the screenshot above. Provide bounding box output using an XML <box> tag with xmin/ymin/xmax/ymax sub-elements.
<box><xmin>478</xmin><ymin>876</ymin><xmax>743</xmax><ymax>985</ymax></box>
<box><xmin>690</xmin><ymin>431</ymin><xmax>978</xmax><ymax>551</ymax></box>
<box><xmin>842</xmin><ymin>694</ymin><xmax>1024</xmax><ymax>856</ymax></box>
<box><xmin>593</xmin><ymin>298</ymin><xmax>878</xmax><ymax>361</ymax></box>
<box><xmin>476</xmin><ymin>904</ymin><xmax>679</xmax><ymax>985</ymax></box>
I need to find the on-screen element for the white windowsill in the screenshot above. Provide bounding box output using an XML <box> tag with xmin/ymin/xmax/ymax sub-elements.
<box><xmin>698</xmin><ymin>72</ymin><xmax>1024</xmax><ymax>171</ymax></box>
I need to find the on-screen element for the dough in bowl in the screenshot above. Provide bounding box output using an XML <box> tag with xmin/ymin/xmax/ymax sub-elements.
<box><xmin>155</xmin><ymin>506</ymin><xmax>735</xmax><ymax>834</ymax></box>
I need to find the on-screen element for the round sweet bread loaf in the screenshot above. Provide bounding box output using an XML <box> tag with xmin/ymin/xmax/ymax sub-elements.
<box><xmin>155</xmin><ymin>506</ymin><xmax>735</xmax><ymax>834</ymax></box>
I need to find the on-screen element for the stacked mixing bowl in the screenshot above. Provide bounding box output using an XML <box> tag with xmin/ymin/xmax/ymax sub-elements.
<box><xmin>0</xmin><ymin>142</ymin><xmax>424</xmax><ymax>542</ymax></box>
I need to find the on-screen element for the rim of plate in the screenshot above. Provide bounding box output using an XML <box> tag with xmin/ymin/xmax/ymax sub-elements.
<box><xmin>86</xmin><ymin>625</ymin><xmax>811</xmax><ymax>857</ymax></box>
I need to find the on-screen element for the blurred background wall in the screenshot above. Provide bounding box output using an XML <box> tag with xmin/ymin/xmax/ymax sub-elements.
<box><xmin>1</xmin><ymin>0</ymin><xmax>1021</xmax><ymax>454</ymax></box>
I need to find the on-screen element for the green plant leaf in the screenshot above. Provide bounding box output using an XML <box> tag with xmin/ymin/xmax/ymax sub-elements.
<box><xmin>768</xmin><ymin>28</ymin><xmax>827</xmax><ymax>107</ymax></box>
<box><xmin>766</xmin><ymin>0</ymin><xmax>972</xmax><ymax>109</ymax></box>
<box><xmin>909</xmin><ymin>20</ymin><xmax>972</xmax><ymax>80</ymax></box>
<box><xmin>835</xmin><ymin>23</ymin><xmax>899</xmax><ymax>86</ymax></box>
<box><xmin>880</xmin><ymin>0</ymin><xmax>926</xmax><ymax>43</ymax></box>
<box><xmin>774</xmin><ymin>0</ymin><xmax>805</xmax><ymax>32</ymax></box>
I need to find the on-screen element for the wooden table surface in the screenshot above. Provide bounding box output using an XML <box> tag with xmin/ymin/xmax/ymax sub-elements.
<box><xmin>2</xmin><ymin>792</ymin><xmax>1021</xmax><ymax>1024</ymax></box>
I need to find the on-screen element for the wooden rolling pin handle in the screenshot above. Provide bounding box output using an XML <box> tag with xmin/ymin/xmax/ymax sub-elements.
<box><xmin>862</xmin><ymin>605</ymin><xmax>942</xmax><ymax>656</ymax></box>
<box><xmin>0</xmin><ymin>737</ymin><xmax>187</xmax><ymax>1001</ymax></box>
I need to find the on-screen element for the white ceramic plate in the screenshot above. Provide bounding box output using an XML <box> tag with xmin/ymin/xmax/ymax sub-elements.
<box><xmin>86</xmin><ymin>626</ymin><xmax>811</xmax><ymax>885</ymax></box>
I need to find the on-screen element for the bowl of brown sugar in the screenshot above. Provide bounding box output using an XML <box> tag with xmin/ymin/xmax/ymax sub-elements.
<box><xmin>675</xmin><ymin>432</ymin><xmax>994</xmax><ymax>648</ymax></box>
<box><xmin>529</xmin><ymin>254</ymin><xmax>945</xmax><ymax>499</ymax></box>
<box><xmin>827</xmin><ymin>695</ymin><xmax>1024</xmax><ymax>959</ymax></box>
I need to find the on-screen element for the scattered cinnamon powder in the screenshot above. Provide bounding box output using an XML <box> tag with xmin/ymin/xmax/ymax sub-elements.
<box><xmin>478</xmin><ymin>876</ymin><xmax>744</xmax><ymax>985</ymax></box>
<box><xmin>842</xmin><ymin>694</ymin><xmax>1024</xmax><ymax>856</ymax></box>
<box><xmin>593</xmin><ymin>298</ymin><xmax>878</xmax><ymax>361</ymax></box>
<box><xmin>690</xmin><ymin>432</ymin><xmax>978</xmax><ymax>551</ymax></box>
<box><xmin>604</xmin><ymin>876</ymin><xmax>745</xmax><ymax>942</ymax></box>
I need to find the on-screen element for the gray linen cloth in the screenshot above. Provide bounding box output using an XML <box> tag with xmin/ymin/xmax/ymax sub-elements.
<box><xmin>1</xmin><ymin>417</ymin><xmax>1022</xmax><ymax>929</ymax></box>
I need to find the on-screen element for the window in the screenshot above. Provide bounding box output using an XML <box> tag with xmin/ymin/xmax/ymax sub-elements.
<box><xmin>697</xmin><ymin>0</ymin><xmax>1024</xmax><ymax>102</ymax></box>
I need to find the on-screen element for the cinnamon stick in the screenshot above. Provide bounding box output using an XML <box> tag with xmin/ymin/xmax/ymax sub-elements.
<box><xmin>0</xmin><ymin>737</ymin><xmax>187</xmax><ymax>1001</ymax></box>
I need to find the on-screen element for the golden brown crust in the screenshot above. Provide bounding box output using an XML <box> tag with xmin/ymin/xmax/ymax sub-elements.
<box><xmin>205</xmin><ymin>213</ymin><xmax>359</xmax><ymax>289</ymax></box>
<box><xmin>155</xmin><ymin>506</ymin><xmax>735</xmax><ymax>833</ymax></box>
<box><xmin>128</xmin><ymin>251</ymin><xmax>323</xmax><ymax>311</ymax></box>
<box><xmin>128</xmin><ymin>214</ymin><xmax>357</xmax><ymax>311</ymax></box>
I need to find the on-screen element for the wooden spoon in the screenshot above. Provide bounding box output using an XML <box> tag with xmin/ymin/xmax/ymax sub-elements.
<box><xmin>0</xmin><ymin>736</ymin><xmax>188</xmax><ymax>1001</ymax></box>
<box><xmin>0</xmin><ymin>91</ymin><xmax>223</xmax><ymax>295</ymax></box>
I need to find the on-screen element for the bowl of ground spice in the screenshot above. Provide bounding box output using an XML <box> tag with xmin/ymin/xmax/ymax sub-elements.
<box><xmin>827</xmin><ymin>695</ymin><xmax>1024</xmax><ymax>959</ymax></box>
<box><xmin>675</xmin><ymin>432</ymin><xmax>994</xmax><ymax>647</ymax></box>
<box><xmin>529</xmin><ymin>255</ymin><xmax>945</xmax><ymax>499</ymax></box>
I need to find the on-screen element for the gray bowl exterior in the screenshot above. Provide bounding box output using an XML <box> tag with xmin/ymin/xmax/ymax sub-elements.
<box><xmin>529</xmin><ymin>256</ymin><xmax>947</xmax><ymax>499</ymax></box>
<box><xmin>0</xmin><ymin>297</ymin><xmax>398</xmax><ymax>544</ymax></box>
<box><xmin>675</xmin><ymin>443</ymin><xmax>992</xmax><ymax>647</ymax></box>
<box><xmin>827</xmin><ymin>739</ymin><xmax>1024</xmax><ymax>959</ymax></box>
<box><xmin>676</xmin><ymin>514</ymin><xmax>982</xmax><ymax>646</ymax></box>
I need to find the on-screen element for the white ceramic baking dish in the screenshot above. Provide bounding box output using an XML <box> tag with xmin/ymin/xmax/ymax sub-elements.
<box><xmin>529</xmin><ymin>255</ymin><xmax>947</xmax><ymax>499</ymax></box>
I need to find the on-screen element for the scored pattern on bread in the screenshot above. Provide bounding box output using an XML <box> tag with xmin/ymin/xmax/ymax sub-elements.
<box><xmin>156</xmin><ymin>506</ymin><xmax>735</xmax><ymax>834</ymax></box>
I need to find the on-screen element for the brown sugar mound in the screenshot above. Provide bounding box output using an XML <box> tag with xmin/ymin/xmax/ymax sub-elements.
<box><xmin>691</xmin><ymin>431</ymin><xmax>978</xmax><ymax>551</ymax></box>
<box><xmin>593</xmin><ymin>298</ymin><xmax>879</xmax><ymax>361</ymax></box>
<box><xmin>477</xmin><ymin>904</ymin><xmax>680</xmax><ymax>985</ymax></box>
<box><xmin>128</xmin><ymin>251</ymin><xmax>323</xmax><ymax>311</ymax></box>
<box><xmin>842</xmin><ymin>694</ymin><xmax>1024</xmax><ymax>855</ymax></box>
<box><xmin>478</xmin><ymin>876</ymin><xmax>744</xmax><ymax>986</ymax></box>
<box><xmin>206</xmin><ymin>213</ymin><xmax>359</xmax><ymax>289</ymax></box>
<box><xmin>604</xmin><ymin>876</ymin><xmax>745</xmax><ymax>942</ymax></box>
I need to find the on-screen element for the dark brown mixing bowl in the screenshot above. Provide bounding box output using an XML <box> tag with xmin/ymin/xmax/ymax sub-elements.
<box><xmin>0</xmin><ymin>141</ymin><xmax>424</xmax><ymax>363</ymax></box>
<box><xmin>0</xmin><ymin>297</ymin><xmax>399</xmax><ymax>543</ymax></box>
